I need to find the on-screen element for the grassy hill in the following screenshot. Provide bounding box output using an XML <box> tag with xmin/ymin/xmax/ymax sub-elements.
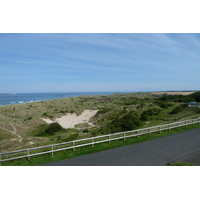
<box><xmin>0</xmin><ymin>91</ymin><xmax>200</xmax><ymax>153</ymax></box>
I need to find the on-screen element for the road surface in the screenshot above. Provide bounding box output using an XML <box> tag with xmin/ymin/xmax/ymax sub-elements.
<box><xmin>40</xmin><ymin>128</ymin><xmax>200</xmax><ymax>166</ymax></box>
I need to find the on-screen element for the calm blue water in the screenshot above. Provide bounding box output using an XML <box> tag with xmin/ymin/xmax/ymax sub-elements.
<box><xmin>0</xmin><ymin>92</ymin><xmax>117</xmax><ymax>106</ymax></box>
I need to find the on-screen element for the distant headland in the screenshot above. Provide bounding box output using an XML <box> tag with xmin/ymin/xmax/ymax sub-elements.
<box><xmin>0</xmin><ymin>93</ymin><xmax>18</xmax><ymax>95</ymax></box>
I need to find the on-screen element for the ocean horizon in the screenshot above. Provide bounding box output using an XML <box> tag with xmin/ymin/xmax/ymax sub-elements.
<box><xmin>0</xmin><ymin>92</ymin><xmax>121</xmax><ymax>106</ymax></box>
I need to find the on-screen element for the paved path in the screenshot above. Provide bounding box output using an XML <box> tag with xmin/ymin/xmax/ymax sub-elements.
<box><xmin>40</xmin><ymin>128</ymin><xmax>200</xmax><ymax>166</ymax></box>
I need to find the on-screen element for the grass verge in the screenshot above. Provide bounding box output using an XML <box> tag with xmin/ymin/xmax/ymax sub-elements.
<box><xmin>2</xmin><ymin>123</ymin><xmax>200</xmax><ymax>166</ymax></box>
<box><xmin>169</xmin><ymin>162</ymin><xmax>197</xmax><ymax>166</ymax></box>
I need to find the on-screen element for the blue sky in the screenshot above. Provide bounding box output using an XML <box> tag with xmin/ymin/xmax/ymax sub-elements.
<box><xmin>0</xmin><ymin>33</ymin><xmax>200</xmax><ymax>93</ymax></box>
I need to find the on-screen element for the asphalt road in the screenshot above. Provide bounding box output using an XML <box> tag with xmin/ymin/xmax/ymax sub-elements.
<box><xmin>40</xmin><ymin>128</ymin><xmax>200</xmax><ymax>166</ymax></box>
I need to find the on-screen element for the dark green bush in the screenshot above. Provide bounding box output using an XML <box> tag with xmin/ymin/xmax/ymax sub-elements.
<box><xmin>45</xmin><ymin>123</ymin><xmax>62</xmax><ymax>134</ymax></box>
<box><xmin>188</xmin><ymin>91</ymin><xmax>200</xmax><ymax>102</ymax></box>
<box><xmin>24</xmin><ymin>116</ymin><xmax>33</xmax><ymax>121</ymax></box>
<box><xmin>140</xmin><ymin>108</ymin><xmax>161</xmax><ymax>121</ymax></box>
<box><xmin>155</xmin><ymin>101</ymin><xmax>172</xmax><ymax>108</ymax></box>
<box><xmin>170</xmin><ymin>106</ymin><xmax>183</xmax><ymax>114</ymax></box>
<box><xmin>158</xmin><ymin>92</ymin><xmax>200</xmax><ymax>103</ymax></box>
<box><xmin>140</xmin><ymin>110</ymin><xmax>148</xmax><ymax>121</ymax></box>
<box><xmin>158</xmin><ymin>95</ymin><xmax>182</xmax><ymax>101</ymax></box>
<box><xmin>69</xmin><ymin>110</ymin><xmax>76</xmax><ymax>114</ymax></box>
<box><xmin>107</xmin><ymin>111</ymin><xmax>141</xmax><ymax>133</ymax></box>
<box><xmin>42</xmin><ymin>112</ymin><xmax>48</xmax><ymax>117</ymax></box>
<box><xmin>169</xmin><ymin>103</ymin><xmax>188</xmax><ymax>115</ymax></box>
<box><xmin>60</xmin><ymin>109</ymin><xmax>67</xmax><ymax>113</ymax></box>
<box><xmin>149</xmin><ymin>108</ymin><xmax>161</xmax><ymax>116</ymax></box>
<box><xmin>83</xmin><ymin>129</ymin><xmax>89</xmax><ymax>133</ymax></box>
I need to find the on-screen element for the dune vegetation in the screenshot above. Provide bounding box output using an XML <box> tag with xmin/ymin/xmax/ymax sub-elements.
<box><xmin>0</xmin><ymin>91</ymin><xmax>200</xmax><ymax>153</ymax></box>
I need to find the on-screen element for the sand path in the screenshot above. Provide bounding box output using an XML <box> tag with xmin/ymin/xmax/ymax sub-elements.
<box><xmin>3</xmin><ymin>123</ymin><xmax>23</xmax><ymax>142</ymax></box>
<box><xmin>41</xmin><ymin>110</ymin><xmax>98</xmax><ymax>129</ymax></box>
<box><xmin>143</xmin><ymin>121</ymin><xmax>151</xmax><ymax>128</ymax></box>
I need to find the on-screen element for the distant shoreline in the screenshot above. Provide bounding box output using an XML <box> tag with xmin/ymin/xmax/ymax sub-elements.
<box><xmin>0</xmin><ymin>92</ymin><xmax>117</xmax><ymax>106</ymax></box>
<box><xmin>1</xmin><ymin>91</ymin><xmax>199</xmax><ymax>106</ymax></box>
<box><xmin>0</xmin><ymin>93</ymin><xmax>18</xmax><ymax>95</ymax></box>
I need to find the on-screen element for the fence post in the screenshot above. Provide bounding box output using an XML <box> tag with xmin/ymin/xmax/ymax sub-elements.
<box><xmin>148</xmin><ymin>129</ymin><xmax>150</xmax><ymax>135</ymax></box>
<box><xmin>159</xmin><ymin>126</ymin><xmax>161</xmax><ymax>134</ymax></box>
<box><xmin>109</xmin><ymin>135</ymin><xmax>111</xmax><ymax>144</ymax></box>
<box><xmin>168</xmin><ymin>125</ymin><xmax>170</xmax><ymax>132</ymax></box>
<box><xmin>73</xmin><ymin>141</ymin><xmax>75</xmax><ymax>151</ymax></box>
<box><xmin>0</xmin><ymin>154</ymin><xmax>2</xmax><ymax>166</ymax></box>
<box><xmin>92</xmin><ymin>138</ymin><xmax>94</xmax><ymax>147</ymax></box>
<box><xmin>52</xmin><ymin>145</ymin><xmax>54</xmax><ymax>157</ymax></box>
<box><xmin>199</xmin><ymin>118</ymin><xmax>200</xmax><ymax>126</ymax></box>
<box><xmin>136</xmin><ymin>131</ymin><xmax>139</xmax><ymax>138</ymax></box>
<box><xmin>192</xmin><ymin>119</ymin><xmax>194</xmax><ymax>126</ymax></box>
<box><xmin>177</xmin><ymin>123</ymin><xmax>179</xmax><ymax>130</ymax></box>
<box><xmin>124</xmin><ymin>132</ymin><xmax>126</xmax><ymax>141</ymax></box>
<box><xmin>27</xmin><ymin>149</ymin><xmax>30</xmax><ymax>160</ymax></box>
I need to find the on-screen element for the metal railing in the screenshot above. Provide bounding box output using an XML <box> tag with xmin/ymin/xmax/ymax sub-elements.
<box><xmin>0</xmin><ymin>117</ymin><xmax>200</xmax><ymax>165</ymax></box>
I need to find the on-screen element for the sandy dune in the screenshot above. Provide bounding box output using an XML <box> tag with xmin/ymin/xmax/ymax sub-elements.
<box><xmin>41</xmin><ymin>110</ymin><xmax>98</xmax><ymax>129</ymax></box>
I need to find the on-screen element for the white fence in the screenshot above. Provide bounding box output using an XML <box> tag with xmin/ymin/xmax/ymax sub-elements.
<box><xmin>0</xmin><ymin>117</ymin><xmax>200</xmax><ymax>165</ymax></box>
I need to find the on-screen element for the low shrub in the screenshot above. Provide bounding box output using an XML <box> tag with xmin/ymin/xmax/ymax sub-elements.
<box><xmin>170</xmin><ymin>106</ymin><xmax>183</xmax><ymax>114</ymax></box>
<box><xmin>83</xmin><ymin>129</ymin><xmax>89</xmax><ymax>133</ymax></box>
<box><xmin>24</xmin><ymin>116</ymin><xmax>33</xmax><ymax>121</ymax></box>
<box><xmin>140</xmin><ymin>107</ymin><xmax>161</xmax><ymax>121</ymax></box>
<box><xmin>42</xmin><ymin>112</ymin><xmax>48</xmax><ymax>117</ymax></box>
<box><xmin>45</xmin><ymin>123</ymin><xmax>62</xmax><ymax>134</ymax></box>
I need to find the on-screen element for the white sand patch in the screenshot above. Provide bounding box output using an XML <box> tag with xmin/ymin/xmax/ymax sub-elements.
<box><xmin>41</xmin><ymin>110</ymin><xmax>98</xmax><ymax>129</ymax></box>
<box><xmin>29</xmin><ymin>141</ymin><xmax>35</xmax><ymax>145</ymax></box>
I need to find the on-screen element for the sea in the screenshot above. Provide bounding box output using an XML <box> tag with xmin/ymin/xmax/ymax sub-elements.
<box><xmin>0</xmin><ymin>92</ymin><xmax>117</xmax><ymax>106</ymax></box>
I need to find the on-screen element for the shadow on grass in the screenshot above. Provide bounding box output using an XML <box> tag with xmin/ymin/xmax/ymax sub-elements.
<box><xmin>35</xmin><ymin>132</ymin><xmax>53</xmax><ymax>137</ymax></box>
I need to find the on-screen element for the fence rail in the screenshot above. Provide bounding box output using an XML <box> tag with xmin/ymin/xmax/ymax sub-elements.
<box><xmin>1</xmin><ymin>117</ymin><xmax>200</xmax><ymax>165</ymax></box>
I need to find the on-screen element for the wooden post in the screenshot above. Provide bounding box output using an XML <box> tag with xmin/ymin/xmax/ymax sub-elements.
<box><xmin>109</xmin><ymin>135</ymin><xmax>111</xmax><ymax>144</ymax></box>
<box><xmin>73</xmin><ymin>141</ymin><xmax>75</xmax><ymax>151</ymax></box>
<box><xmin>159</xmin><ymin>126</ymin><xmax>161</xmax><ymax>134</ymax></box>
<box><xmin>136</xmin><ymin>131</ymin><xmax>139</xmax><ymax>138</ymax></box>
<box><xmin>52</xmin><ymin>145</ymin><xmax>54</xmax><ymax>157</ymax></box>
<box><xmin>192</xmin><ymin>119</ymin><xmax>194</xmax><ymax>126</ymax></box>
<box><xmin>168</xmin><ymin>125</ymin><xmax>170</xmax><ymax>132</ymax></box>
<box><xmin>92</xmin><ymin>138</ymin><xmax>94</xmax><ymax>147</ymax></box>
<box><xmin>148</xmin><ymin>129</ymin><xmax>150</xmax><ymax>135</ymax></box>
<box><xmin>124</xmin><ymin>132</ymin><xmax>126</xmax><ymax>141</ymax></box>
<box><xmin>27</xmin><ymin>149</ymin><xmax>30</xmax><ymax>160</ymax></box>
<box><xmin>177</xmin><ymin>123</ymin><xmax>179</xmax><ymax>130</ymax></box>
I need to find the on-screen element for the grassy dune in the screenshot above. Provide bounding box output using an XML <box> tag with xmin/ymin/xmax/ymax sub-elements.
<box><xmin>0</xmin><ymin>92</ymin><xmax>199</xmax><ymax>153</ymax></box>
<box><xmin>150</xmin><ymin>91</ymin><xmax>195</xmax><ymax>95</ymax></box>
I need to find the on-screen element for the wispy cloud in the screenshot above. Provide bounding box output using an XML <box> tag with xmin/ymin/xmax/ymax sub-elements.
<box><xmin>1</xmin><ymin>33</ymin><xmax>200</xmax><ymax>93</ymax></box>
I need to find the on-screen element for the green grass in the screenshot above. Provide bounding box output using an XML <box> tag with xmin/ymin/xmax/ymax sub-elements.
<box><xmin>2</xmin><ymin>123</ymin><xmax>200</xmax><ymax>166</ymax></box>
<box><xmin>169</xmin><ymin>162</ymin><xmax>197</xmax><ymax>166</ymax></box>
<box><xmin>74</xmin><ymin>123</ymin><xmax>91</xmax><ymax>128</ymax></box>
